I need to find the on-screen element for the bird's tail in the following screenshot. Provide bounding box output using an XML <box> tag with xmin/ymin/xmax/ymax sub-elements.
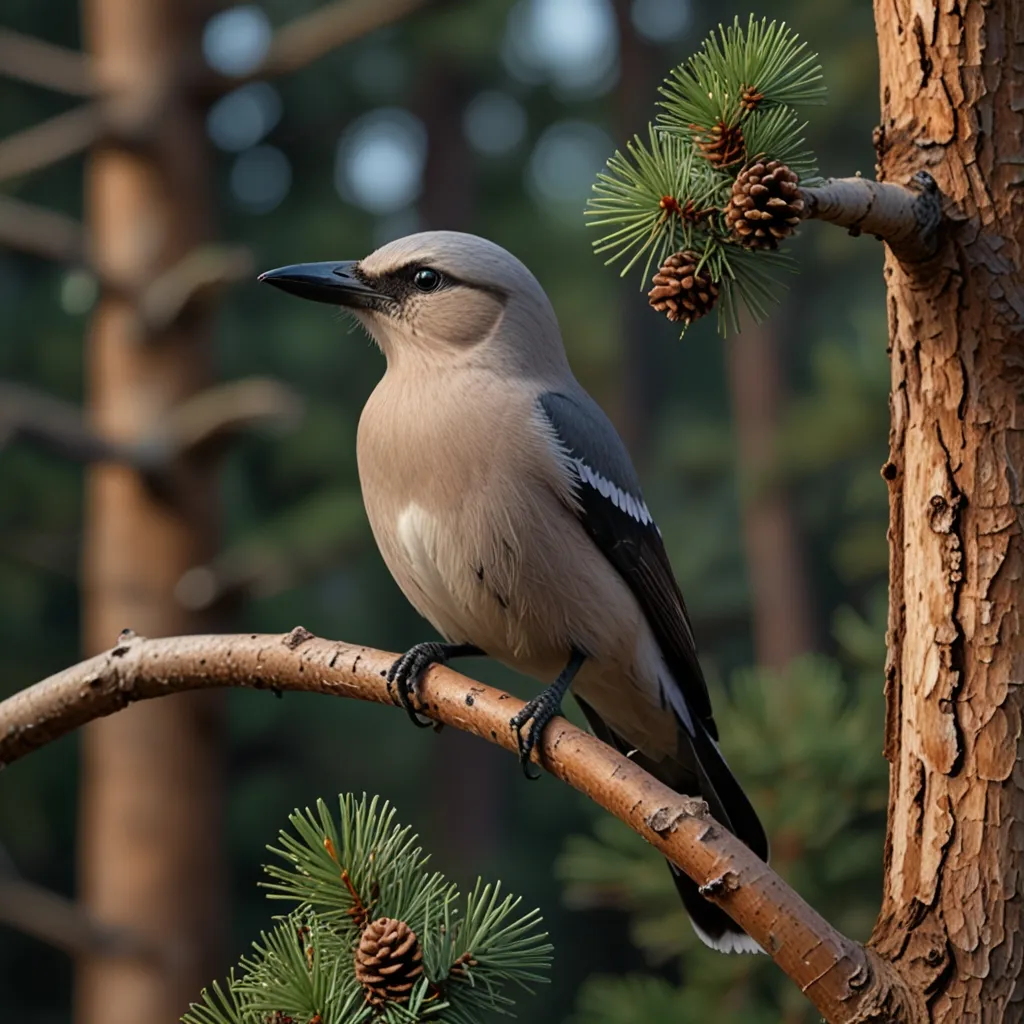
<box><xmin>575</xmin><ymin>697</ymin><xmax>767</xmax><ymax>954</ymax></box>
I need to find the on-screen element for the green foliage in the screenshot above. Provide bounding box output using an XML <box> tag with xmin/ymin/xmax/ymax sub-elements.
<box><xmin>184</xmin><ymin>796</ymin><xmax>552</xmax><ymax>1024</ymax></box>
<box><xmin>560</xmin><ymin>641</ymin><xmax>888</xmax><ymax>1023</ymax></box>
<box><xmin>587</xmin><ymin>16</ymin><xmax>826</xmax><ymax>335</ymax></box>
<box><xmin>658</xmin><ymin>15</ymin><xmax>826</xmax><ymax>129</ymax></box>
<box><xmin>569</xmin><ymin>973</ymin><xmax>779</xmax><ymax>1024</ymax></box>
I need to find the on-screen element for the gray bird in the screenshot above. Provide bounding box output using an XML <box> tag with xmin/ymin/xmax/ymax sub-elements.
<box><xmin>259</xmin><ymin>231</ymin><xmax>768</xmax><ymax>953</ymax></box>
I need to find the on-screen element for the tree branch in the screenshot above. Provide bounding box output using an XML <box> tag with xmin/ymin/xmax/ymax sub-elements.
<box><xmin>0</xmin><ymin>103</ymin><xmax>105</xmax><ymax>183</ymax></box>
<box><xmin>0</xmin><ymin>28</ymin><xmax>95</xmax><ymax>96</ymax></box>
<box><xmin>0</xmin><ymin>377</ymin><xmax>302</xmax><ymax>469</ymax></box>
<box><xmin>204</xmin><ymin>0</ymin><xmax>432</xmax><ymax>96</ymax></box>
<box><xmin>0</xmin><ymin>381</ymin><xmax>128</xmax><ymax>463</ymax></box>
<box><xmin>0</xmin><ymin>628</ymin><xmax>924</xmax><ymax>1024</ymax></box>
<box><xmin>147</xmin><ymin>377</ymin><xmax>305</xmax><ymax>463</ymax></box>
<box><xmin>138</xmin><ymin>245</ymin><xmax>254</xmax><ymax>333</ymax></box>
<box><xmin>0</xmin><ymin>194</ymin><xmax>87</xmax><ymax>263</ymax></box>
<box><xmin>801</xmin><ymin>172</ymin><xmax>942</xmax><ymax>264</ymax></box>
<box><xmin>0</xmin><ymin>874</ymin><xmax>170</xmax><ymax>963</ymax></box>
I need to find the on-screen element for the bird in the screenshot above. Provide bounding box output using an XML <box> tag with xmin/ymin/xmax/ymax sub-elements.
<box><xmin>259</xmin><ymin>231</ymin><xmax>768</xmax><ymax>954</ymax></box>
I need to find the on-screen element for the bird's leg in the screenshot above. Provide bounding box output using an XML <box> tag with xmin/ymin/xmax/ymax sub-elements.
<box><xmin>510</xmin><ymin>648</ymin><xmax>586</xmax><ymax>779</ymax></box>
<box><xmin>387</xmin><ymin>642</ymin><xmax>483</xmax><ymax>727</ymax></box>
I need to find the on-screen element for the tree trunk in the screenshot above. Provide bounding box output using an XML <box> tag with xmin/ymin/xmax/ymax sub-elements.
<box><xmin>76</xmin><ymin>1</ymin><xmax>225</xmax><ymax>1022</ymax></box>
<box><xmin>727</xmin><ymin>316</ymin><xmax>816</xmax><ymax>669</ymax></box>
<box><xmin>611</xmin><ymin>0</ymin><xmax>660</xmax><ymax>461</ymax></box>
<box><xmin>416</xmin><ymin>63</ymin><xmax>502</xmax><ymax>876</ymax></box>
<box><xmin>871</xmin><ymin>0</ymin><xmax>1024</xmax><ymax>1017</ymax></box>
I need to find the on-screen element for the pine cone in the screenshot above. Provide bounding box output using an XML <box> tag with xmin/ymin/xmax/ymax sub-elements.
<box><xmin>739</xmin><ymin>85</ymin><xmax>764</xmax><ymax>112</ymax></box>
<box><xmin>692</xmin><ymin>120</ymin><xmax>745</xmax><ymax>167</ymax></box>
<box><xmin>725</xmin><ymin>160</ymin><xmax>805</xmax><ymax>249</ymax></box>
<box><xmin>648</xmin><ymin>251</ymin><xmax>719</xmax><ymax>325</ymax></box>
<box><xmin>354</xmin><ymin>917</ymin><xmax>424</xmax><ymax>1008</ymax></box>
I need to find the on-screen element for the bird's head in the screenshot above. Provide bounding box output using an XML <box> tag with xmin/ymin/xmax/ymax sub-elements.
<box><xmin>259</xmin><ymin>231</ymin><xmax>567</xmax><ymax>374</ymax></box>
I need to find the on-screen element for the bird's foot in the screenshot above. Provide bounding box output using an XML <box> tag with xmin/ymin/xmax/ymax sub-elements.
<box><xmin>387</xmin><ymin>642</ymin><xmax>482</xmax><ymax>728</ymax></box>
<box><xmin>510</xmin><ymin>649</ymin><xmax>586</xmax><ymax>780</ymax></box>
<box><xmin>510</xmin><ymin>689</ymin><xmax>566</xmax><ymax>780</ymax></box>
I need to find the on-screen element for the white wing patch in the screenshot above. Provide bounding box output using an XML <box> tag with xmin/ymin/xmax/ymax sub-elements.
<box><xmin>572</xmin><ymin>457</ymin><xmax>654</xmax><ymax>527</ymax></box>
<box><xmin>395</xmin><ymin>503</ymin><xmax>453</xmax><ymax>610</ymax></box>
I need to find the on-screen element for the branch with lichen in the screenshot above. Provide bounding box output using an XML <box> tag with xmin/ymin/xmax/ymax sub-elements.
<box><xmin>0</xmin><ymin>628</ymin><xmax>922</xmax><ymax>1024</ymax></box>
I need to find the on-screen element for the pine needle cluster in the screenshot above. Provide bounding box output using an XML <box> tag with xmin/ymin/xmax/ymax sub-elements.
<box><xmin>184</xmin><ymin>795</ymin><xmax>552</xmax><ymax>1024</ymax></box>
<box><xmin>587</xmin><ymin>15</ymin><xmax>826</xmax><ymax>335</ymax></box>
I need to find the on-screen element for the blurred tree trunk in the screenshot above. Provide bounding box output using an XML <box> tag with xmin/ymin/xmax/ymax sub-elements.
<box><xmin>870</xmin><ymin>0</ymin><xmax>1024</xmax><ymax>1017</ymax></box>
<box><xmin>76</xmin><ymin>1</ymin><xmax>225</xmax><ymax>1022</ymax></box>
<box><xmin>727</xmin><ymin>316</ymin><xmax>816</xmax><ymax>669</ymax></box>
<box><xmin>416</xmin><ymin>63</ymin><xmax>501</xmax><ymax>876</ymax></box>
<box><xmin>611</xmin><ymin>0</ymin><xmax>660</xmax><ymax>461</ymax></box>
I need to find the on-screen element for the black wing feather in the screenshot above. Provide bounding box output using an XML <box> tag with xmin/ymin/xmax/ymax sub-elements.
<box><xmin>538</xmin><ymin>390</ymin><xmax>715</xmax><ymax>736</ymax></box>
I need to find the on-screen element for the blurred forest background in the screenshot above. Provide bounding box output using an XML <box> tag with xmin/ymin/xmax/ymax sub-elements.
<box><xmin>0</xmin><ymin>0</ymin><xmax>890</xmax><ymax>1021</ymax></box>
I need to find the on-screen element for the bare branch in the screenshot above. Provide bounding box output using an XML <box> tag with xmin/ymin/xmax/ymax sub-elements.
<box><xmin>0</xmin><ymin>377</ymin><xmax>301</xmax><ymax>471</ymax></box>
<box><xmin>801</xmin><ymin>172</ymin><xmax>942</xmax><ymax>264</ymax></box>
<box><xmin>148</xmin><ymin>377</ymin><xmax>305</xmax><ymax>462</ymax></box>
<box><xmin>138</xmin><ymin>245</ymin><xmax>254</xmax><ymax>333</ymax></box>
<box><xmin>0</xmin><ymin>629</ymin><xmax>923</xmax><ymax>1024</ymax></box>
<box><xmin>205</xmin><ymin>0</ymin><xmax>432</xmax><ymax>95</ymax></box>
<box><xmin>0</xmin><ymin>103</ymin><xmax>105</xmax><ymax>183</ymax></box>
<box><xmin>0</xmin><ymin>381</ymin><xmax>127</xmax><ymax>463</ymax></box>
<box><xmin>0</xmin><ymin>194</ymin><xmax>87</xmax><ymax>263</ymax></box>
<box><xmin>0</xmin><ymin>28</ymin><xmax>95</xmax><ymax>96</ymax></box>
<box><xmin>0</xmin><ymin>874</ymin><xmax>169</xmax><ymax>962</ymax></box>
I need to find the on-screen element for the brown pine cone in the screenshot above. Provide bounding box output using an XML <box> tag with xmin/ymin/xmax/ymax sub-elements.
<box><xmin>725</xmin><ymin>160</ymin><xmax>805</xmax><ymax>249</ymax></box>
<box><xmin>692</xmin><ymin>120</ymin><xmax>745</xmax><ymax>168</ymax></box>
<box><xmin>739</xmin><ymin>85</ymin><xmax>764</xmax><ymax>113</ymax></box>
<box><xmin>648</xmin><ymin>251</ymin><xmax>719</xmax><ymax>325</ymax></box>
<box><xmin>354</xmin><ymin>917</ymin><xmax>424</xmax><ymax>1008</ymax></box>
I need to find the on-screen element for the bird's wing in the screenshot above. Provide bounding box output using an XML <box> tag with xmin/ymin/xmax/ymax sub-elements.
<box><xmin>536</xmin><ymin>389</ymin><xmax>715</xmax><ymax>736</ymax></box>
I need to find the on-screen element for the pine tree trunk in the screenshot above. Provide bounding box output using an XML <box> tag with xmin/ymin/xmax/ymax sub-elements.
<box><xmin>871</xmin><ymin>0</ymin><xmax>1024</xmax><ymax>1017</ymax></box>
<box><xmin>727</xmin><ymin>316</ymin><xmax>816</xmax><ymax>669</ymax></box>
<box><xmin>75</xmin><ymin>1</ymin><xmax>225</xmax><ymax>1021</ymax></box>
<box><xmin>611</xmin><ymin>0</ymin><xmax>660</xmax><ymax>460</ymax></box>
<box><xmin>416</xmin><ymin>63</ymin><xmax>503</xmax><ymax>876</ymax></box>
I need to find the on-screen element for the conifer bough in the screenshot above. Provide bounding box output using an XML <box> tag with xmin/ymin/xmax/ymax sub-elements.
<box><xmin>0</xmin><ymin>628</ymin><xmax>922</xmax><ymax>1023</ymax></box>
<box><xmin>184</xmin><ymin>794</ymin><xmax>552</xmax><ymax>1024</ymax></box>
<box><xmin>588</xmin><ymin>16</ymin><xmax>943</xmax><ymax>335</ymax></box>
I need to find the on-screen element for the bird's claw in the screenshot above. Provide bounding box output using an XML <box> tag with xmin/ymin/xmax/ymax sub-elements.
<box><xmin>510</xmin><ymin>690</ymin><xmax>563</xmax><ymax>781</ymax></box>
<box><xmin>387</xmin><ymin>642</ymin><xmax>448</xmax><ymax>728</ymax></box>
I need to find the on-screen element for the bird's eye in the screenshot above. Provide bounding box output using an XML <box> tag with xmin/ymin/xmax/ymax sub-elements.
<box><xmin>413</xmin><ymin>267</ymin><xmax>442</xmax><ymax>292</ymax></box>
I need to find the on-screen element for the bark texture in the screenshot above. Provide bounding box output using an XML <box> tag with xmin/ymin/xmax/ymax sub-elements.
<box><xmin>0</xmin><ymin>630</ymin><xmax>924</xmax><ymax>1023</ymax></box>
<box><xmin>76</xmin><ymin>1</ymin><xmax>225</xmax><ymax>1021</ymax></box>
<box><xmin>871</xmin><ymin>0</ymin><xmax>1024</xmax><ymax>1018</ymax></box>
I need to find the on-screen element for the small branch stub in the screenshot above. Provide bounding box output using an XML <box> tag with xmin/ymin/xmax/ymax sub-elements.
<box><xmin>801</xmin><ymin>171</ymin><xmax>942</xmax><ymax>263</ymax></box>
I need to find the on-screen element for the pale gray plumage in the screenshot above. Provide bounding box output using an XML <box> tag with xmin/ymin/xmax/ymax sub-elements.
<box><xmin>259</xmin><ymin>231</ymin><xmax>768</xmax><ymax>954</ymax></box>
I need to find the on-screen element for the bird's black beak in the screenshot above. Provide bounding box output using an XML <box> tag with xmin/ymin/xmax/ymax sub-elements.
<box><xmin>257</xmin><ymin>261</ymin><xmax>385</xmax><ymax>309</ymax></box>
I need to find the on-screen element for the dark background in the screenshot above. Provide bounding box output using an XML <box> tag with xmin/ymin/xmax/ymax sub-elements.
<box><xmin>0</xmin><ymin>0</ymin><xmax>890</xmax><ymax>1020</ymax></box>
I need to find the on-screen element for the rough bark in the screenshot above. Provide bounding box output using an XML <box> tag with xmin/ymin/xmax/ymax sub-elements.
<box><xmin>870</xmin><ymin>0</ymin><xmax>1024</xmax><ymax>1018</ymax></box>
<box><xmin>76</xmin><ymin>1</ymin><xmax>225</xmax><ymax>1021</ymax></box>
<box><xmin>0</xmin><ymin>629</ymin><xmax>924</xmax><ymax>1023</ymax></box>
<box><xmin>728</xmin><ymin>315</ymin><xmax>816</xmax><ymax>668</ymax></box>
